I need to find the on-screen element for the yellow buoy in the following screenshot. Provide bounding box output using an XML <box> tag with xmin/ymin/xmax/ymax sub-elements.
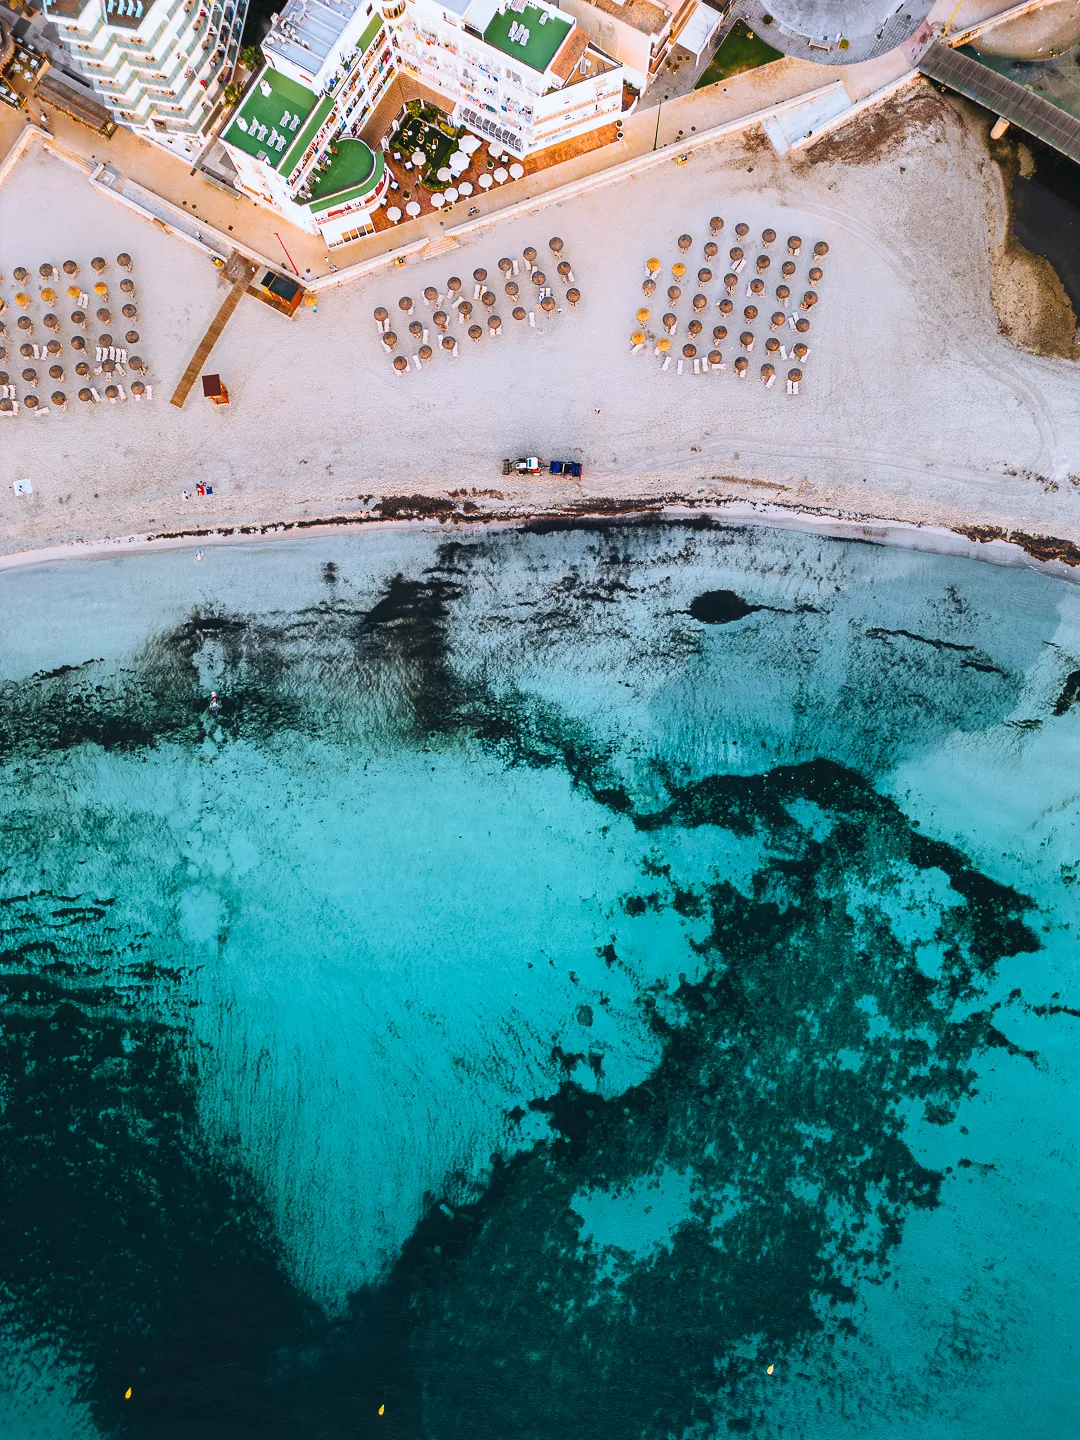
<box><xmin>646</xmin><ymin>257</ymin><xmax>661</xmax><ymax>273</ymax></box>
<box><xmin>124</xmin><ymin>1388</ymin><xmax>132</xmax><ymax>1400</ymax></box>
<box><xmin>378</xmin><ymin>1403</ymin><xmax>385</xmax><ymax>1415</ymax></box>
<box><xmin>766</xmin><ymin>1364</ymin><xmax>774</xmax><ymax>1375</ymax></box>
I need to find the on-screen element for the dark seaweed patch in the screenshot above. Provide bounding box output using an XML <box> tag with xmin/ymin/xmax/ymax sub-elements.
<box><xmin>688</xmin><ymin>589</ymin><xmax>767</xmax><ymax>624</ymax></box>
<box><xmin>1053</xmin><ymin>668</ymin><xmax>1080</xmax><ymax>715</ymax></box>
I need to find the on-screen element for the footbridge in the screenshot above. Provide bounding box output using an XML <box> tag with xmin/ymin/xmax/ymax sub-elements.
<box><xmin>917</xmin><ymin>39</ymin><xmax>1080</xmax><ymax>164</ymax></box>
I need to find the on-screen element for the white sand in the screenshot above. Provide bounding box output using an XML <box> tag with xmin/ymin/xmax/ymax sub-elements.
<box><xmin>1</xmin><ymin>89</ymin><xmax>1078</xmax><ymax>559</ymax></box>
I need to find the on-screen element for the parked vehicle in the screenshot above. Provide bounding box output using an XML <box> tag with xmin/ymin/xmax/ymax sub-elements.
<box><xmin>502</xmin><ymin>456</ymin><xmax>544</xmax><ymax>475</ymax></box>
<box><xmin>549</xmin><ymin>460</ymin><xmax>582</xmax><ymax>478</ymax></box>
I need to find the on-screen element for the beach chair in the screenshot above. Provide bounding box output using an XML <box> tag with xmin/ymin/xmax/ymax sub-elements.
<box><xmin>474</xmin><ymin>284</ymin><xmax>483</xmax><ymax>299</ymax></box>
<box><xmin>90</xmin><ymin>387</ymin><xmax>101</xmax><ymax>401</ymax></box>
<box><xmin>35</xmin><ymin>405</ymin><xmax>49</xmax><ymax>416</ymax></box>
<box><xmin>676</xmin><ymin>360</ymin><xmax>684</xmax><ymax>374</ymax></box>
<box><xmin>791</xmin><ymin>380</ymin><xmax>800</xmax><ymax>395</ymax></box>
<box><xmin>764</xmin><ymin>375</ymin><xmax>776</xmax><ymax>389</ymax></box>
<box><xmin>631</xmin><ymin>342</ymin><xmax>645</xmax><ymax>354</ymax></box>
<box><xmin>661</xmin><ymin>356</ymin><xmax>671</xmax><ymax>372</ymax></box>
<box><xmin>117</xmin><ymin>386</ymin><xmax>126</xmax><ymax>400</ymax></box>
<box><xmin>145</xmin><ymin>386</ymin><xmax>153</xmax><ymax>399</ymax></box>
<box><xmin>412</xmin><ymin>354</ymin><xmax>422</xmax><ymax>370</ymax></box>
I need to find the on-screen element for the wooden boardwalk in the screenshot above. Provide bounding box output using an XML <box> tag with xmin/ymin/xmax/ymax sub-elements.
<box><xmin>918</xmin><ymin>41</ymin><xmax>1080</xmax><ymax>164</ymax></box>
<box><xmin>170</xmin><ymin>252</ymin><xmax>258</xmax><ymax>409</ymax></box>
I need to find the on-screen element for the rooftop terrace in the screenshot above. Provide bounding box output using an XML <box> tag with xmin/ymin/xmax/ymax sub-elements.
<box><xmin>482</xmin><ymin>2</ymin><xmax>573</xmax><ymax>74</ymax></box>
<box><xmin>306</xmin><ymin>135</ymin><xmax>384</xmax><ymax>210</ymax></box>
<box><xmin>262</xmin><ymin>0</ymin><xmax>362</xmax><ymax>78</ymax></box>
<box><xmin>224</xmin><ymin>66</ymin><xmax>319</xmax><ymax>169</ymax></box>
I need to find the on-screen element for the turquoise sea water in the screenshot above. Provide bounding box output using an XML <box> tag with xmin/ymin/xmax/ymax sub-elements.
<box><xmin>0</xmin><ymin>520</ymin><xmax>1077</xmax><ymax>1440</ymax></box>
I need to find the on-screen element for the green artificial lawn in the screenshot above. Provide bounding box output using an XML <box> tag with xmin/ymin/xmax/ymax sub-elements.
<box><xmin>694</xmin><ymin>21</ymin><xmax>783</xmax><ymax>90</ymax></box>
<box><xmin>389</xmin><ymin>114</ymin><xmax>457</xmax><ymax>187</ymax></box>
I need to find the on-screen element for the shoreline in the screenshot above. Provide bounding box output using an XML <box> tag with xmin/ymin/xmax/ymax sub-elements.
<box><xmin>3</xmin><ymin>497</ymin><xmax>1079</xmax><ymax>584</ymax></box>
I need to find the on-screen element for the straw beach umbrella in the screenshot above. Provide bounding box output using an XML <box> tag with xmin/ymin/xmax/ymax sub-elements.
<box><xmin>67</xmin><ymin>285</ymin><xmax>81</xmax><ymax>301</ymax></box>
<box><xmin>129</xmin><ymin>356</ymin><xmax>146</xmax><ymax>373</ymax></box>
<box><xmin>794</xmin><ymin>317</ymin><xmax>810</xmax><ymax>334</ymax></box>
<box><xmin>713</xmin><ymin>325</ymin><xmax>727</xmax><ymax>343</ymax></box>
<box><xmin>393</xmin><ymin>355</ymin><xmax>409</xmax><ymax>374</ymax></box>
<box><xmin>704</xmin><ymin>242</ymin><xmax>718</xmax><ymax>262</ymax></box>
<box><xmin>41</xmin><ymin>287</ymin><xmax>56</xmax><ymax>305</ymax></box>
<box><xmin>75</xmin><ymin>361</ymin><xmax>90</xmax><ymax>377</ymax></box>
<box><xmin>487</xmin><ymin>315</ymin><xmax>502</xmax><ymax>335</ymax></box>
<box><xmin>709</xmin><ymin>216</ymin><xmax>724</xmax><ymax>235</ymax></box>
<box><xmin>505</xmin><ymin>281</ymin><xmax>519</xmax><ymax>299</ymax></box>
<box><xmin>771</xmin><ymin>311</ymin><xmax>786</xmax><ymax>330</ymax></box>
<box><xmin>97</xmin><ymin>308</ymin><xmax>111</xmax><ymax>325</ymax></box>
<box><xmin>776</xmin><ymin>284</ymin><xmax>790</xmax><ymax>305</ymax></box>
<box><xmin>788</xmin><ymin>366</ymin><xmax>803</xmax><ymax>382</ymax></box>
<box><xmin>24</xmin><ymin>395</ymin><xmax>40</xmax><ymax>411</ymax></box>
<box><xmin>458</xmin><ymin>300</ymin><xmax>473</xmax><ymax>322</ymax></box>
<box><xmin>642</xmin><ymin>279</ymin><xmax>656</xmax><ymax>296</ymax></box>
<box><xmin>39</xmin><ymin>263</ymin><xmax>56</xmax><ymax>282</ymax></box>
<box><xmin>813</xmin><ymin>242</ymin><xmax>829</xmax><ymax>258</ymax></box>
<box><xmin>433</xmin><ymin>311</ymin><xmax>449</xmax><ymax>332</ymax></box>
<box><xmin>374</xmin><ymin>306</ymin><xmax>388</xmax><ymax>329</ymax></box>
<box><xmin>781</xmin><ymin>261</ymin><xmax>796</xmax><ymax>278</ymax></box>
<box><xmin>447</xmin><ymin>277</ymin><xmax>462</xmax><ymax>297</ymax></box>
<box><xmin>631</xmin><ymin>329</ymin><xmax>646</xmax><ymax>349</ymax></box>
<box><xmin>809</xmin><ymin>266</ymin><xmax>823</xmax><ymax>284</ymax></box>
<box><xmin>718</xmin><ymin>299</ymin><xmax>733</xmax><ymax>317</ymax></box>
<box><xmin>117</xmin><ymin>253</ymin><xmax>133</xmax><ymax>270</ymax></box>
<box><xmin>734</xmin><ymin>356</ymin><xmax>748</xmax><ymax>376</ymax></box>
<box><xmin>94</xmin><ymin>281</ymin><xmax>109</xmax><ymax>300</ymax></box>
<box><xmin>801</xmin><ymin>291</ymin><xmax>818</xmax><ymax>310</ymax></box>
<box><xmin>22</xmin><ymin>367</ymin><xmax>38</xmax><ymax>385</ymax></box>
<box><xmin>441</xmin><ymin>335</ymin><xmax>458</xmax><ymax>355</ymax></box>
<box><xmin>734</xmin><ymin>222</ymin><xmax>749</xmax><ymax>242</ymax></box>
<box><xmin>468</xmin><ymin>324</ymin><xmax>483</xmax><ymax>342</ymax></box>
<box><xmin>473</xmin><ymin>268</ymin><xmax>487</xmax><ymax>284</ymax></box>
<box><xmin>499</xmin><ymin>258</ymin><xmax>514</xmax><ymax>275</ymax></box>
<box><xmin>654</xmin><ymin>337</ymin><xmax>671</xmax><ymax>356</ymax></box>
<box><xmin>762</xmin><ymin>229</ymin><xmax>776</xmax><ymax>247</ymax></box>
<box><xmin>687</xmin><ymin>319</ymin><xmax>702</xmax><ymax>338</ymax></box>
<box><xmin>760</xmin><ymin>363</ymin><xmax>775</xmax><ymax>386</ymax></box>
<box><xmin>409</xmin><ymin>320</ymin><xmax>423</xmax><ymax>340</ymax></box>
<box><xmin>671</xmin><ymin>262</ymin><xmax>686</xmax><ymax>280</ymax></box>
<box><xmin>13</xmin><ymin>267</ymin><xmax>28</xmax><ymax>284</ymax></box>
<box><xmin>91</xmin><ymin>257</ymin><xmax>107</xmax><ymax>274</ymax></box>
<box><xmin>792</xmin><ymin>342</ymin><xmax>809</xmax><ymax>362</ymax></box>
<box><xmin>692</xmin><ymin>294</ymin><xmax>707</xmax><ymax>314</ymax></box>
<box><xmin>663</xmin><ymin>313</ymin><xmax>677</xmax><ymax>334</ymax></box>
<box><xmin>787</xmin><ymin>237</ymin><xmax>801</xmax><ymax>256</ymax></box>
<box><xmin>46</xmin><ymin>340</ymin><xmax>61</xmax><ymax>358</ymax></box>
<box><xmin>531</xmin><ymin>271</ymin><xmax>546</xmax><ymax>289</ymax></box>
<box><xmin>646</xmin><ymin>257</ymin><xmax>662</xmax><ymax>277</ymax></box>
<box><xmin>418</xmin><ymin>345</ymin><xmax>433</xmax><ymax>363</ymax></box>
<box><xmin>708</xmin><ymin>350</ymin><xmax>722</xmax><ymax>368</ymax></box>
<box><xmin>523</xmin><ymin>247</ymin><xmax>537</xmax><ymax>264</ymax></box>
<box><xmin>15</xmin><ymin>293</ymin><xmax>29</xmax><ymax>309</ymax></box>
<box><xmin>765</xmin><ymin>336</ymin><xmax>780</xmax><ymax>356</ymax></box>
<box><xmin>398</xmin><ymin>296</ymin><xmax>414</xmax><ymax>313</ymax></box>
<box><xmin>743</xmin><ymin>305</ymin><xmax>758</xmax><ymax>323</ymax></box>
<box><xmin>423</xmin><ymin>287</ymin><xmax>439</xmax><ymax>306</ymax></box>
<box><xmin>724</xmin><ymin>273</ymin><xmax>738</xmax><ymax>295</ymax></box>
<box><xmin>512</xmin><ymin>306</ymin><xmax>526</xmax><ymax>322</ymax></box>
<box><xmin>19</xmin><ymin>343</ymin><xmax>33</xmax><ymax>359</ymax></box>
<box><xmin>697</xmin><ymin>268</ymin><xmax>712</xmax><ymax>287</ymax></box>
<box><xmin>17</xmin><ymin>315</ymin><xmax>32</xmax><ymax>333</ymax></box>
<box><xmin>382</xmin><ymin>330</ymin><xmax>398</xmax><ymax>351</ymax></box>
<box><xmin>636</xmin><ymin>308</ymin><xmax>651</xmax><ymax>326</ymax></box>
<box><xmin>63</xmin><ymin>260</ymin><xmax>78</xmax><ymax>277</ymax></box>
<box><xmin>481</xmin><ymin>290</ymin><xmax>496</xmax><ymax>310</ymax></box>
<box><xmin>122</xmin><ymin>304</ymin><xmax>138</xmax><ymax>320</ymax></box>
<box><xmin>678</xmin><ymin>234</ymin><xmax>693</xmax><ymax>252</ymax></box>
<box><xmin>540</xmin><ymin>296</ymin><xmax>556</xmax><ymax>315</ymax></box>
<box><xmin>748</xmin><ymin>279</ymin><xmax>765</xmax><ymax>299</ymax></box>
<box><xmin>740</xmin><ymin>331</ymin><xmax>754</xmax><ymax>351</ymax></box>
<box><xmin>667</xmin><ymin>285</ymin><xmax>681</xmax><ymax>304</ymax></box>
<box><xmin>548</xmin><ymin>237</ymin><xmax>563</xmax><ymax>255</ymax></box>
<box><xmin>756</xmin><ymin>255</ymin><xmax>771</xmax><ymax>274</ymax></box>
<box><xmin>104</xmin><ymin>384</ymin><xmax>121</xmax><ymax>402</ymax></box>
<box><xmin>566</xmin><ymin>289</ymin><xmax>580</xmax><ymax>307</ymax></box>
<box><xmin>52</xmin><ymin>391</ymin><xmax>67</xmax><ymax>410</ymax></box>
<box><xmin>729</xmin><ymin>247</ymin><xmax>743</xmax><ymax>266</ymax></box>
<box><xmin>557</xmin><ymin>261</ymin><xmax>573</xmax><ymax>281</ymax></box>
<box><xmin>79</xmin><ymin>387</ymin><xmax>96</xmax><ymax>403</ymax></box>
<box><xmin>71</xmin><ymin>335</ymin><xmax>86</xmax><ymax>353</ymax></box>
<box><xmin>682</xmin><ymin>343</ymin><xmax>696</xmax><ymax>359</ymax></box>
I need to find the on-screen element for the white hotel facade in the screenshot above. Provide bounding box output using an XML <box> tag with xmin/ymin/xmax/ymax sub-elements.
<box><xmin>42</xmin><ymin>0</ymin><xmax>246</xmax><ymax>158</ymax></box>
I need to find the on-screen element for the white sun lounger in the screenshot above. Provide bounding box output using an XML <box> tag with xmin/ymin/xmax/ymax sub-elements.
<box><xmin>660</xmin><ymin>356</ymin><xmax>671</xmax><ymax>372</ymax></box>
<box><xmin>676</xmin><ymin>360</ymin><xmax>684</xmax><ymax>375</ymax></box>
<box><xmin>144</xmin><ymin>385</ymin><xmax>153</xmax><ymax>399</ymax></box>
<box><xmin>412</xmin><ymin>354</ymin><xmax>422</xmax><ymax>370</ymax></box>
<box><xmin>528</xmin><ymin>312</ymin><xmax>535</xmax><ymax>327</ymax></box>
<box><xmin>90</xmin><ymin>387</ymin><xmax>101</xmax><ymax>401</ymax></box>
<box><xmin>473</xmin><ymin>284</ymin><xmax>483</xmax><ymax>299</ymax></box>
<box><xmin>764</xmin><ymin>375</ymin><xmax>776</xmax><ymax>388</ymax></box>
<box><xmin>117</xmin><ymin>385</ymin><xmax>126</xmax><ymax>399</ymax></box>
<box><xmin>631</xmin><ymin>343</ymin><xmax>644</xmax><ymax>353</ymax></box>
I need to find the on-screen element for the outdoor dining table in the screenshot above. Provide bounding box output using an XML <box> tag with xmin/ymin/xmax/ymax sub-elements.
<box><xmin>458</xmin><ymin>182</ymin><xmax>473</xmax><ymax>197</ymax></box>
<box><xmin>478</xmin><ymin>173</ymin><xmax>493</xmax><ymax>190</ymax></box>
<box><xmin>493</xmin><ymin>168</ymin><xmax>508</xmax><ymax>184</ymax></box>
<box><xmin>509</xmin><ymin>163</ymin><xmax>524</xmax><ymax>179</ymax></box>
<box><xmin>430</xmin><ymin>193</ymin><xmax>446</xmax><ymax>208</ymax></box>
<box><xmin>386</xmin><ymin>207</ymin><xmax>402</xmax><ymax>223</ymax></box>
<box><xmin>437</xmin><ymin>167</ymin><xmax>452</xmax><ymax>182</ymax></box>
<box><xmin>405</xmin><ymin>200</ymin><xmax>422</xmax><ymax>217</ymax></box>
<box><xmin>444</xmin><ymin>187</ymin><xmax>459</xmax><ymax>204</ymax></box>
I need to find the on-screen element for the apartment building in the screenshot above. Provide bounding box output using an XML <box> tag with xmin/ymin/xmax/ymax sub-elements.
<box><xmin>389</xmin><ymin>0</ymin><xmax>626</xmax><ymax>158</ymax></box>
<box><xmin>41</xmin><ymin>0</ymin><xmax>246</xmax><ymax>157</ymax></box>
<box><xmin>219</xmin><ymin>0</ymin><xmax>393</xmax><ymax>244</ymax></box>
<box><xmin>557</xmin><ymin>0</ymin><xmax>702</xmax><ymax>93</ymax></box>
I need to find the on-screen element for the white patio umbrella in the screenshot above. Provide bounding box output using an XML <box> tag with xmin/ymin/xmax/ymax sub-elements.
<box><xmin>493</xmin><ymin>167</ymin><xmax>508</xmax><ymax>184</ymax></box>
<box><xmin>430</xmin><ymin>192</ymin><xmax>446</xmax><ymax>208</ymax></box>
<box><xmin>509</xmin><ymin>162</ymin><xmax>524</xmax><ymax>179</ymax></box>
<box><xmin>450</xmin><ymin>151</ymin><xmax>469</xmax><ymax>171</ymax></box>
<box><xmin>412</xmin><ymin>150</ymin><xmax>425</xmax><ymax>166</ymax></box>
<box><xmin>458</xmin><ymin>181</ymin><xmax>473</xmax><ymax>196</ymax></box>
<box><xmin>478</xmin><ymin>172</ymin><xmax>493</xmax><ymax>190</ymax></box>
<box><xmin>460</xmin><ymin>134</ymin><xmax>481</xmax><ymax>153</ymax></box>
<box><xmin>437</xmin><ymin>166</ymin><xmax>453</xmax><ymax>182</ymax></box>
<box><xmin>405</xmin><ymin>200</ymin><xmax>421</xmax><ymax>217</ymax></box>
<box><xmin>444</xmin><ymin>187</ymin><xmax>459</xmax><ymax>204</ymax></box>
<box><xmin>386</xmin><ymin>206</ymin><xmax>402</xmax><ymax>223</ymax></box>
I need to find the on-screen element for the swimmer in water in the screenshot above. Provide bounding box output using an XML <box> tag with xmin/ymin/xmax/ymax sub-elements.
<box><xmin>209</xmin><ymin>691</ymin><xmax>221</xmax><ymax>713</ymax></box>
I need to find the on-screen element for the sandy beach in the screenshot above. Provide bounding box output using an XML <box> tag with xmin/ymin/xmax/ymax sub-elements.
<box><xmin>1</xmin><ymin>85</ymin><xmax>1078</xmax><ymax>562</ymax></box>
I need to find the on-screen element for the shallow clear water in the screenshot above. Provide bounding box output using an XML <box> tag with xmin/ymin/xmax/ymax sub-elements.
<box><xmin>0</xmin><ymin>520</ymin><xmax>1077</xmax><ymax>1440</ymax></box>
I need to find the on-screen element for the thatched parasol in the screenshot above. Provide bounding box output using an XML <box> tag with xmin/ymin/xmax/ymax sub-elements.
<box><xmin>787</xmin><ymin>237</ymin><xmax>801</xmax><ymax>256</ymax></box>
<box><xmin>667</xmin><ymin>285</ymin><xmax>681</xmax><ymax>304</ymax></box>
<box><xmin>760</xmin><ymin>363</ymin><xmax>775</xmax><ymax>380</ymax></box>
<box><xmin>91</xmin><ymin>257</ymin><xmax>107</xmax><ymax>273</ymax></box>
<box><xmin>697</xmin><ymin>267</ymin><xmax>712</xmax><ymax>286</ymax></box>
<box><xmin>418</xmin><ymin>345</ymin><xmax>433</xmax><ymax>362</ymax></box>
<box><xmin>44</xmin><ymin>313</ymin><xmax>60</xmax><ymax>332</ymax></box>
<box><xmin>794</xmin><ymin>317</ymin><xmax>810</xmax><ymax>334</ymax></box>
<box><xmin>728</xmin><ymin>247</ymin><xmax>743</xmax><ymax>265</ymax></box>
<box><xmin>708</xmin><ymin>350</ymin><xmax>722</xmax><ymax>367</ymax></box>
<box><xmin>374</xmin><ymin>306</ymin><xmax>388</xmax><ymax>325</ymax></box>
<box><xmin>734</xmin><ymin>356</ymin><xmax>748</xmax><ymax>375</ymax></box>
<box><xmin>19</xmin><ymin>343</ymin><xmax>33</xmax><ymax>359</ymax></box>
<box><xmin>792</xmin><ymin>343</ymin><xmax>808</xmax><ymax>361</ymax></box>
<box><xmin>15</xmin><ymin>293</ymin><xmax>29</xmax><ymax>309</ymax></box>
<box><xmin>781</xmin><ymin>261</ymin><xmax>796</xmax><ymax>278</ymax></box>
<box><xmin>99</xmin><ymin>333</ymin><xmax>113</xmax><ymax>347</ymax></box>
<box><xmin>398</xmin><ymin>296</ymin><xmax>414</xmax><ymax>313</ymax></box>
<box><xmin>104</xmin><ymin>384</ymin><xmax>120</xmax><ymax>401</ymax></box>
<box><xmin>755</xmin><ymin>256</ymin><xmax>770</xmax><ymax>274</ymax></box>
<box><xmin>46</xmin><ymin>340</ymin><xmax>61</xmax><ymax>356</ymax></box>
<box><xmin>67</xmin><ymin>285</ymin><xmax>81</xmax><ymax>300</ymax></box>
<box><xmin>49</xmin><ymin>363</ymin><xmax>65</xmax><ymax>381</ymax></box>
<box><xmin>788</xmin><ymin>368</ymin><xmax>803</xmax><ymax>381</ymax></box>
<box><xmin>740</xmin><ymin>332</ymin><xmax>755</xmax><ymax>350</ymax></box>
<box><xmin>117</xmin><ymin>253</ymin><xmax>132</xmax><ymax>270</ymax></box>
<box><xmin>131</xmin><ymin>380</ymin><xmax>146</xmax><ymax>398</ymax></box>
<box><xmin>678</xmin><ymin>234</ymin><xmax>693</xmax><ymax>252</ymax></box>
<box><xmin>765</xmin><ymin>337</ymin><xmax>780</xmax><ymax>355</ymax></box>
<box><xmin>663</xmin><ymin>313</ymin><xmax>677</xmax><ymax>333</ymax></box>
<box><xmin>94</xmin><ymin>281</ymin><xmax>108</xmax><ymax>299</ymax></box>
<box><xmin>718</xmin><ymin>299</ymin><xmax>733</xmax><ymax>317</ymax></box>
<box><xmin>724</xmin><ymin>273</ymin><xmax>738</xmax><ymax>295</ymax></box>
<box><xmin>97</xmin><ymin>308</ymin><xmax>111</xmax><ymax>324</ymax></box>
<box><xmin>393</xmin><ymin>355</ymin><xmax>409</xmax><ymax>372</ymax></box>
<box><xmin>75</xmin><ymin>361</ymin><xmax>90</xmax><ymax>377</ymax></box>
<box><xmin>79</xmin><ymin>387</ymin><xmax>95</xmax><ymax>403</ymax></box>
<box><xmin>423</xmin><ymin>287</ymin><xmax>439</xmax><ymax>305</ymax></box>
<box><xmin>808</xmin><ymin>266</ymin><xmax>823</xmax><ymax>284</ymax></box>
<box><xmin>801</xmin><ymin>291</ymin><xmax>817</xmax><ymax>310</ymax></box>
<box><xmin>468</xmin><ymin>324</ymin><xmax>483</xmax><ymax>342</ymax></box>
<box><xmin>459</xmin><ymin>300</ymin><xmax>473</xmax><ymax>320</ymax></box>
<box><xmin>126</xmin><ymin>330</ymin><xmax>139</xmax><ymax>345</ymax></box>
<box><xmin>129</xmin><ymin>357</ymin><xmax>146</xmax><ymax>373</ymax></box>
<box><xmin>433</xmin><ymin>311</ymin><xmax>449</xmax><ymax>331</ymax></box>
<box><xmin>523</xmin><ymin>247</ymin><xmax>537</xmax><ymax>266</ymax></box>
<box><xmin>101</xmin><ymin>359</ymin><xmax>115</xmax><ymax>376</ymax></box>
<box><xmin>39</xmin><ymin>263</ymin><xmax>56</xmax><ymax>281</ymax></box>
<box><xmin>22</xmin><ymin>367</ymin><xmax>38</xmax><ymax>384</ymax></box>
<box><xmin>24</xmin><ymin>395</ymin><xmax>40</xmax><ymax>410</ymax></box>
<box><xmin>63</xmin><ymin>260</ymin><xmax>78</xmax><ymax>277</ymax></box>
<box><xmin>682</xmin><ymin>343</ymin><xmax>697</xmax><ymax>359</ymax></box>
<box><xmin>734</xmin><ymin>223</ymin><xmax>749</xmax><ymax>240</ymax></box>
<box><xmin>762</xmin><ymin>229</ymin><xmax>776</xmax><ymax>247</ymax></box>
<box><xmin>13</xmin><ymin>267</ymin><xmax>28</xmax><ymax>284</ymax></box>
<box><xmin>409</xmin><ymin>320</ymin><xmax>423</xmax><ymax>339</ymax></box>
<box><xmin>713</xmin><ymin>325</ymin><xmax>728</xmax><ymax>343</ymax></box>
<box><xmin>447</xmin><ymin>277</ymin><xmax>462</xmax><ymax>294</ymax></box>
<box><xmin>636</xmin><ymin>307</ymin><xmax>651</xmax><ymax>325</ymax></box>
<box><xmin>566</xmin><ymin>289</ymin><xmax>581</xmax><ymax>307</ymax></box>
<box><xmin>17</xmin><ymin>316</ymin><xmax>32</xmax><ymax>333</ymax></box>
<box><xmin>540</xmin><ymin>296</ymin><xmax>556</xmax><ymax>314</ymax></box>
<box><xmin>548</xmin><ymin>237</ymin><xmax>563</xmax><ymax>254</ymax></box>
<box><xmin>743</xmin><ymin>305</ymin><xmax>758</xmax><ymax>323</ymax></box>
<box><xmin>41</xmin><ymin>287</ymin><xmax>56</xmax><ymax>304</ymax></box>
<box><xmin>505</xmin><ymin>281</ymin><xmax>520</xmax><ymax>299</ymax></box>
<box><xmin>52</xmin><ymin>391</ymin><xmax>67</xmax><ymax>408</ymax></box>
<box><xmin>813</xmin><ymin>241</ymin><xmax>829</xmax><ymax>258</ymax></box>
<box><xmin>481</xmin><ymin>290</ymin><xmax>496</xmax><ymax>309</ymax></box>
<box><xmin>473</xmin><ymin>267</ymin><xmax>487</xmax><ymax>284</ymax></box>
<box><xmin>512</xmin><ymin>307</ymin><xmax>526</xmax><ymax>321</ymax></box>
<box><xmin>776</xmin><ymin>284</ymin><xmax>790</xmax><ymax>302</ymax></box>
<box><xmin>748</xmin><ymin>279</ymin><xmax>765</xmax><ymax>298</ymax></box>
<box><xmin>631</xmin><ymin>329</ymin><xmax>646</xmax><ymax>347</ymax></box>
<box><xmin>531</xmin><ymin>270</ymin><xmax>546</xmax><ymax>288</ymax></box>
<box><xmin>646</xmin><ymin>257</ymin><xmax>662</xmax><ymax>274</ymax></box>
<box><xmin>704</xmin><ymin>242</ymin><xmax>718</xmax><ymax>262</ymax></box>
<box><xmin>0</xmin><ymin>400</ymin><xmax>12</xmax><ymax>414</ymax></box>
<box><xmin>383</xmin><ymin>330</ymin><xmax>398</xmax><ymax>350</ymax></box>
<box><xmin>709</xmin><ymin>217</ymin><xmax>724</xmax><ymax>235</ymax></box>
<box><xmin>488</xmin><ymin>315</ymin><xmax>502</xmax><ymax>334</ymax></box>
<box><xmin>557</xmin><ymin>261</ymin><xmax>572</xmax><ymax>280</ymax></box>
<box><xmin>655</xmin><ymin>337</ymin><xmax>671</xmax><ymax>354</ymax></box>
<box><xmin>771</xmin><ymin>312</ymin><xmax>786</xmax><ymax>330</ymax></box>
<box><xmin>441</xmin><ymin>335</ymin><xmax>457</xmax><ymax>352</ymax></box>
<box><xmin>692</xmin><ymin>294</ymin><xmax>707</xmax><ymax>314</ymax></box>
<box><xmin>71</xmin><ymin>335</ymin><xmax>86</xmax><ymax>352</ymax></box>
<box><xmin>687</xmin><ymin>319</ymin><xmax>702</xmax><ymax>338</ymax></box>
<box><xmin>499</xmin><ymin>258</ymin><xmax>514</xmax><ymax>274</ymax></box>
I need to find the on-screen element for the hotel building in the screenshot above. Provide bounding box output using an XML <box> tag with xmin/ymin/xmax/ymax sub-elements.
<box><xmin>40</xmin><ymin>0</ymin><xmax>247</xmax><ymax>158</ymax></box>
<box><xmin>557</xmin><ymin>0</ymin><xmax>713</xmax><ymax>93</ymax></box>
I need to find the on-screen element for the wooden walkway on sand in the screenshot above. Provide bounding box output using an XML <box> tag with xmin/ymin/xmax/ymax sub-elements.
<box><xmin>170</xmin><ymin>251</ymin><xmax>258</xmax><ymax>409</ymax></box>
<box><xmin>918</xmin><ymin>41</ymin><xmax>1080</xmax><ymax>165</ymax></box>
